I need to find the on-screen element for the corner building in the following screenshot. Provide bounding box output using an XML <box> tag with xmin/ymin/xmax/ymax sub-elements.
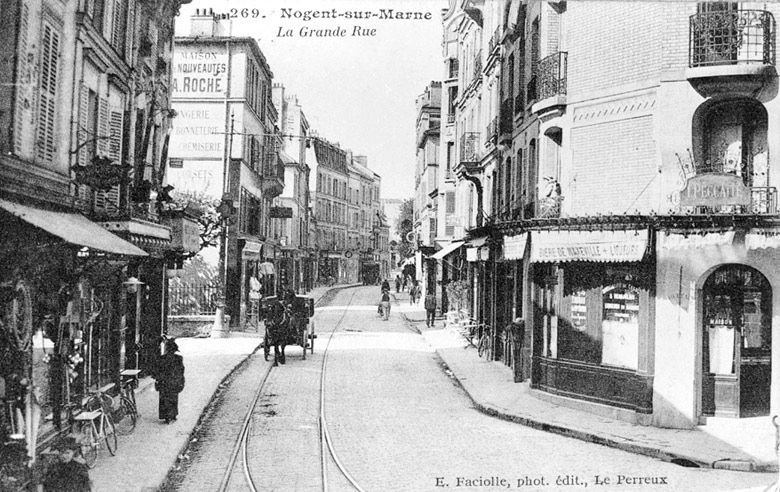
<box><xmin>460</xmin><ymin>0</ymin><xmax>780</xmax><ymax>430</ymax></box>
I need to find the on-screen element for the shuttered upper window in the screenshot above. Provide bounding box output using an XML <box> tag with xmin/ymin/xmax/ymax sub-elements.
<box><xmin>36</xmin><ymin>23</ymin><xmax>61</xmax><ymax>165</ymax></box>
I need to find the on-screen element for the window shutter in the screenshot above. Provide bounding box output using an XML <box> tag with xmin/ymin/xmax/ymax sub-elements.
<box><xmin>93</xmin><ymin>104</ymin><xmax>120</xmax><ymax>211</ymax></box>
<box><xmin>124</xmin><ymin>0</ymin><xmax>135</xmax><ymax>62</ymax></box>
<box><xmin>13</xmin><ymin>4</ymin><xmax>31</xmax><ymax>157</ymax></box>
<box><xmin>36</xmin><ymin>24</ymin><xmax>60</xmax><ymax>164</ymax></box>
<box><xmin>112</xmin><ymin>0</ymin><xmax>127</xmax><ymax>54</ymax></box>
<box><xmin>78</xmin><ymin>84</ymin><xmax>90</xmax><ymax>166</ymax></box>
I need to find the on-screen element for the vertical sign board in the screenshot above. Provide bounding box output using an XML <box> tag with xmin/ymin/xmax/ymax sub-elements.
<box><xmin>171</xmin><ymin>45</ymin><xmax>228</xmax><ymax>99</ymax></box>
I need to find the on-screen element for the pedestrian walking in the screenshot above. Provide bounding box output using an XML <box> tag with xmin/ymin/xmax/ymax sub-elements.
<box><xmin>394</xmin><ymin>274</ymin><xmax>401</xmax><ymax>293</ymax></box>
<box><xmin>412</xmin><ymin>280</ymin><xmax>421</xmax><ymax>304</ymax></box>
<box><xmin>402</xmin><ymin>274</ymin><xmax>409</xmax><ymax>292</ymax></box>
<box><xmin>154</xmin><ymin>338</ymin><xmax>185</xmax><ymax>424</ymax></box>
<box><xmin>381</xmin><ymin>278</ymin><xmax>390</xmax><ymax>293</ymax></box>
<box><xmin>43</xmin><ymin>436</ymin><xmax>91</xmax><ymax>492</ymax></box>
<box><xmin>424</xmin><ymin>291</ymin><xmax>437</xmax><ymax>328</ymax></box>
<box><xmin>381</xmin><ymin>290</ymin><xmax>391</xmax><ymax>320</ymax></box>
<box><xmin>409</xmin><ymin>283</ymin><xmax>418</xmax><ymax>305</ymax></box>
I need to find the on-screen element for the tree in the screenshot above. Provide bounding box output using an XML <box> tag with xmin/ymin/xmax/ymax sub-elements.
<box><xmin>168</xmin><ymin>191</ymin><xmax>228</xmax><ymax>254</ymax></box>
<box><xmin>396</xmin><ymin>197</ymin><xmax>414</xmax><ymax>262</ymax></box>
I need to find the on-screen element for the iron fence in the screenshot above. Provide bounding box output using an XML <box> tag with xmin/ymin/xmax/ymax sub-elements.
<box><xmin>169</xmin><ymin>282</ymin><xmax>222</xmax><ymax>315</ymax></box>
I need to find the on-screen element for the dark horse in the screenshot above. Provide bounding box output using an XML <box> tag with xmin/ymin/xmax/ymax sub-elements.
<box><xmin>263</xmin><ymin>298</ymin><xmax>291</xmax><ymax>366</ymax></box>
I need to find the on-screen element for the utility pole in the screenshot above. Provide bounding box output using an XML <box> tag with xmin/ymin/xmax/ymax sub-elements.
<box><xmin>213</xmin><ymin>113</ymin><xmax>235</xmax><ymax>337</ymax></box>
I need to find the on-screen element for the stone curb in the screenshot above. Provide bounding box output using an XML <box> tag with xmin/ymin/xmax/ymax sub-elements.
<box><xmin>400</xmin><ymin>313</ymin><xmax>776</xmax><ymax>474</ymax></box>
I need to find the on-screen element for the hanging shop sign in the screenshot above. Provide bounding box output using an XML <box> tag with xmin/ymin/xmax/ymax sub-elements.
<box><xmin>530</xmin><ymin>230</ymin><xmax>648</xmax><ymax>263</ymax></box>
<box><xmin>165</xmin><ymin>216</ymin><xmax>201</xmax><ymax>253</ymax></box>
<box><xmin>679</xmin><ymin>173</ymin><xmax>751</xmax><ymax>209</ymax></box>
<box><xmin>502</xmin><ymin>233</ymin><xmax>528</xmax><ymax>260</ymax></box>
<box><xmin>466</xmin><ymin>246</ymin><xmax>490</xmax><ymax>262</ymax></box>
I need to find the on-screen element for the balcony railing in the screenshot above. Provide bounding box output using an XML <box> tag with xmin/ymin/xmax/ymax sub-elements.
<box><xmin>488</xmin><ymin>27</ymin><xmax>502</xmax><ymax>55</ymax></box>
<box><xmin>514</xmin><ymin>91</ymin><xmax>525</xmax><ymax>114</ymax></box>
<box><xmin>751</xmin><ymin>186</ymin><xmax>777</xmax><ymax>214</ymax></box>
<box><xmin>499</xmin><ymin>99</ymin><xmax>513</xmax><ymax>135</ymax></box>
<box><xmin>536</xmin><ymin>52</ymin><xmax>568</xmax><ymax>100</ymax></box>
<box><xmin>459</xmin><ymin>132</ymin><xmax>481</xmax><ymax>164</ymax></box>
<box><xmin>690</xmin><ymin>9</ymin><xmax>776</xmax><ymax>67</ymax></box>
<box><xmin>447</xmin><ymin>113</ymin><xmax>456</xmax><ymax>124</ymax></box>
<box><xmin>526</xmin><ymin>76</ymin><xmax>537</xmax><ymax>103</ymax></box>
<box><xmin>485</xmin><ymin>117</ymin><xmax>499</xmax><ymax>145</ymax></box>
<box><xmin>447</xmin><ymin>58</ymin><xmax>459</xmax><ymax>79</ymax></box>
<box><xmin>538</xmin><ymin>196</ymin><xmax>563</xmax><ymax>218</ymax></box>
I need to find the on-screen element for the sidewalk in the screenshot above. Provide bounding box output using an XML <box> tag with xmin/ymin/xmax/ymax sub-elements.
<box><xmin>394</xmin><ymin>293</ymin><xmax>779</xmax><ymax>476</ymax></box>
<box><xmin>89</xmin><ymin>284</ymin><xmax>339</xmax><ymax>491</ymax></box>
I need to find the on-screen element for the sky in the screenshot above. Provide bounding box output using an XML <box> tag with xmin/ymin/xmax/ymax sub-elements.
<box><xmin>175</xmin><ymin>0</ymin><xmax>448</xmax><ymax>200</ymax></box>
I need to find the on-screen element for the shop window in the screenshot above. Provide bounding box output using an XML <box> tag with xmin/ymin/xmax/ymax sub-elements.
<box><xmin>601</xmin><ymin>285</ymin><xmax>639</xmax><ymax>370</ymax></box>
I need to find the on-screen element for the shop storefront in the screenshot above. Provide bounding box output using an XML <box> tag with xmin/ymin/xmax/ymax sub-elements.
<box><xmin>529</xmin><ymin>229</ymin><xmax>655</xmax><ymax>423</ymax></box>
<box><xmin>654</xmin><ymin>230</ymin><xmax>780</xmax><ymax>428</ymax></box>
<box><xmin>0</xmin><ymin>199</ymin><xmax>147</xmax><ymax>479</ymax></box>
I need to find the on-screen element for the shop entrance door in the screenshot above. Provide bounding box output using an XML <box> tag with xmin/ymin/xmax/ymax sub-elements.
<box><xmin>702</xmin><ymin>264</ymin><xmax>771</xmax><ymax>418</ymax></box>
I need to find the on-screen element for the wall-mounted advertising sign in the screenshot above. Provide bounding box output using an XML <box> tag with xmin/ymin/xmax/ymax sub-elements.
<box><xmin>679</xmin><ymin>173</ymin><xmax>751</xmax><ymax>208</ymax></box>
<box><xmin>172</xmin><ymin>48</ymin><xmax>228</xmax><ymax>98</ymax></box>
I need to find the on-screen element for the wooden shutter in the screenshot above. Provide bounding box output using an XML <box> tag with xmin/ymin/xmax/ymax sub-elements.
<box><xmin>36</xmin><ymin>23</ymin><xmax>60</xmax><ymax>164</ymax></box>
<box><xmin>112</xmin><ymin>0</ymin><xmax>127</xmax><ymax>54</ymax></box>
<box><xmin>124</xmin><ymin>0</ymin><xmax>135</xmax><ymax>62</ymax></box>
<box><xmin>13</xmin><ymin>4</ymin><xmax>31</xmax><ymax>157</ymax></box>
<box><xmin>78</xmin><ymin>84</ymin><xmax>89</xmax><ymax>166</ymax></box>
<box><xmin>93</xmin><ymin>102</ymin><xmax>120</xmax><ymax>211</ymax></box>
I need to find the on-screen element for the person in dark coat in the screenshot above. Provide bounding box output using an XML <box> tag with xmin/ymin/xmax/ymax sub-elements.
<box><xmin>424</xmin><ymin>291</ymin><xmax>437</xmax><ymax>328</ymax></box>
<box><xmin>394</xmin><ymin>275</ymin><xmax>401</xmax><ymax>293</ymax></box>
<box><xmin>508</xmin><ymin>318</ymin><xmax>526</xmax><ymax>383</ymax></box>
<box><xmin>155</xmin><ymin>338</ymin><xmax>185</xmax><ymax>423</ymax></box>
<box><xmin>381</xmin><ymin>278</ymin><xmax>390</xmax><ymax>293</ymax></box>
<box><xmin>43</xmin><ymin>437</ymin><xmax>91</xmax><ymax>491</ymax></box>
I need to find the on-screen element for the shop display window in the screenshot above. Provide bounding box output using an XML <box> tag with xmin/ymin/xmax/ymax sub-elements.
<box><xmin>601</xmin><ymin>285</ymin><xmax>639</xmax><ymax>370</ymax></box>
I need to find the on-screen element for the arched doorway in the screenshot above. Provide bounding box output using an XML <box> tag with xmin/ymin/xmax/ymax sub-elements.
<box><xmin>701</xmin><ymin>264</ymin><xmax>772</xmax><ymax>417</ymax></box>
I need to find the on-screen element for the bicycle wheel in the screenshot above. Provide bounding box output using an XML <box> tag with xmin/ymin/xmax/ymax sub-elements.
<box><xmin>103</xmin><ymin>414</ymin><xmax>118</xmax><ymax>456</ymax></box>
<box><xmin>115</xmin><ymin>396</ymin><xmax>137</xmax><ymax>435</ymax></box>
<box><xmin>79</xmin><ymin>423</ymin><xmax>98</xmax><ymax>468</ymax></box>
<box><xmin>478</xmin><ymin>334</ymin><xmax>488</xmax><ymax>358</ymax></box>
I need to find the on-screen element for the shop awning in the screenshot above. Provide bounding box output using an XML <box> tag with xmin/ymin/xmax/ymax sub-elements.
<box><xmin>529</xmin><ymin>229</ymin><xmax>649</xmax><ymax>263</ymax></box>
<box><xmin>660</xmin><ymin>231</ymin><xmax>735</xmax><ymax>250</ymax></box>
<box><xmin>0</xmin><ymin>198</ymin><xmax>147</xmax><ymax>256</ymax></box>
<box><xmin>466</xmin><ymin>236</ymin><xmax>488</xmax><ymax>247</ymax></box>
<box><xmin>502</xmin><ymin>233</ymin><xmax>528</xmax><ymax>260</ymax></box>
<box><xmin>746</xmin><ymin>230</ymin><xmax>780</xmax><ymax>250</ymax></box>
<box><xmin>430</xmin><ymin>240</ymin><xmax>464</xmax><ymax>260</ymax></box>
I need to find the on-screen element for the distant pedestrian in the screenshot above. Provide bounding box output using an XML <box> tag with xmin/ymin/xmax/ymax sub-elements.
<box><xmin>154</xmin><ymin>338</ymin><xmax>185</xmax><ymax>424</ymax></box>
<box><xmin>394</xmin><ymin>274</ymin><xmax>401</xmax><ymax>293</ymax></box>
<box><xmin>409</xmin><ymin>283</ymin><xmax>419</xmax><ymax>305</ymax></box>
<box><xmin>43</xmin><ymin>437</ymin><xmax>91</xmax><ymax>492</ymax></box>
<box><xmin>381</xmin><ymin>278</ymin><xmax>390</xmax><ymax>293</ymax></box>
<box><xmin>412</xmin><ymin>281</ymin><xmax>421</xmax><ymax>304</ymax></box>
<box><xmin>402</xmin><ymin>275</ymin><xmax>409</xmax><ymax>292</ymax></box>
<box><xmin>424</xmin><ymin>292</ymin><xmax>437</xmax><ymax>328</ymax></box>
<box><xmin>381</xmin><ymin>290</ymin><xmax>391</xmax><ymax>320</ymax></box>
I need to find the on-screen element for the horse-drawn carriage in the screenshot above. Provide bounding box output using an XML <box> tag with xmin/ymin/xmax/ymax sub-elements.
<box><xmin>260</xmin><ymin>293</ymin><xmax>315</xmax><ymax>365</ymax></box>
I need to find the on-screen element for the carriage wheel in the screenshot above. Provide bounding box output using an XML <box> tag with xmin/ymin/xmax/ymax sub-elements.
<box><xmin>300</xmin><ymin>327</ymin><xmax>306</xmax><ymax>360</ymax></box>
<box><xmin>309</xmin><ymin>321</ymin><xmax>314</xmax><ymax>354</ymax></box>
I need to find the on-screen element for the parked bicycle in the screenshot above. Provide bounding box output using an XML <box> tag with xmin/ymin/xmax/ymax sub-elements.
<box><xmin>115</xmin><ymin>369</ymin><xmax>140</xmax><ymax>435</ymax></box>
<box><xmin>477</xmin><ymin>324</ymin><xmax>494</xmax><ymax>360</ymax></box>
<box><xmin>72</xmin><ymin>384</ymin><xmax>118</xmax><ymax>468</ymax></box>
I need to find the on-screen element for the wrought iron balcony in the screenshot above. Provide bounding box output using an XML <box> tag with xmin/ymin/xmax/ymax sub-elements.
<box><xmin>447</xmin><ymin>114</ymin><xmax>456</xmax><ymax>124</ymax></box>
<box><xmin>689</xmin><ymin>9</ymin><xmax>776</xmax><ymax>67</ymax></box>
<box><xmin>751</xmin><ymin>186</ymin><xmax>777</xmax><ymax>214</ymax></box>
<box><xmin>485</xmin><ymin>117</ymin><xmax>499</xmax><ymax>146</ymax></box>
<box><xmin>536</xmin><ymin>52</ymin><xmax>568</xmax><ymax>100</ymax></box>
<box><xmin>538</xmin><ymin>196</ymin><xmax>563</xmax><ymax>218</ymax></box>
<box><xmin>456</xmin><ymin>132</ymin><xmax>482</xmax><ymax>175</ymax></box>
<box><xmin>488</xmin><ymin>27</ymin><xmax>502</xmax><ymax>55</ymax></box>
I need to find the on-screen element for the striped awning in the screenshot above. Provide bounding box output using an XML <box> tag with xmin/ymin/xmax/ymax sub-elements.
<box><xmin>430</xmin><ymin>241</ymin><xmax>464</xmax><ymax>260</ymax></box>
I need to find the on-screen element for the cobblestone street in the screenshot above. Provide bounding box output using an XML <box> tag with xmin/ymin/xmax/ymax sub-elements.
<box><xmin>160</xmin><ymin>286</ymin><xmax>774</xmax><ymax>491</ymax></box>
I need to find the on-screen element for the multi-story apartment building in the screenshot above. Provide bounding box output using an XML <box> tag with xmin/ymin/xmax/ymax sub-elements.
<box><xmin>413</xmin><ymin>82</ymin><xmax>442</xmax><ymax>295</ymax></box>
<box><xmin>0</xmin><ymin>0</ymin><xmax>191</xmax><ymax>475</ymax></box>
<box><xmin>167</xmin><ymin>10</ymin><xmax>284</xmax><ymax>328</ymax></box>
<box><xmin>310</xmin><ymin>138</ymin><xmax>350</xmax><ymax>283</ymax></box>
<box><xmin>449</xmin><ymin>0</ymin><xmax>780</xmax><ymax>434</ymax></box>
<box><xmin>271</xmin><ymin>84</ymin><xmax>313</xmax><ymax>293</ymax></box>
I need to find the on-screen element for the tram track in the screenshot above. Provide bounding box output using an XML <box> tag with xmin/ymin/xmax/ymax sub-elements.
<box><xmin>216</xmin><ymin>286</ymin><xmax>365</xmax><ymax>492</ymax></box>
